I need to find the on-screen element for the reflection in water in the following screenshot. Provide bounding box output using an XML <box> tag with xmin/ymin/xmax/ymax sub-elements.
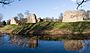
<box><xmin>10</xmin><ymin>36</ymin><xmax>38</xmax><ymax>48</ymax></box>
<box><xmin>79</xmin><ymin>40</ymin><xmax>90</xmax><ymax>53</ymax></box>
<box><xmin>0</xmin><ymin>34</ymin><xmax>10</xmax><ymax>46</ymax></box>
<box><xmin>64</xmin><ymin>40</ymin><xmax>90</xmax><ymax>53</ymax></box>
<box><xmin>64</xmin><ymin>40</ymin><xmax>83</xmax><ymax>50</ymax></box>
<box><xmin>0</xmin><ymin>34</ymin><xmax>90</xmax><ymax>53</ymax></box>
<box><xmin>28</xmin><ymin>38</ymin><xmax>38</xmax><ymax>48</ymax></box>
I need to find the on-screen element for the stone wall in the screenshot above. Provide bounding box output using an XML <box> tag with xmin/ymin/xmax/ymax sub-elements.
<box><xmin>10</xmin><ymin>18</ymin><xmax>18</xmax><ymax>25</ymax></box>
<box><xmin>27</xmin><ymin>13</ymin><xmax>37</xmax><ymax>23</ymax></box>
<box><xmin>62</xmin><ymin>10</ymin><xmax>88</xmax><ymax>22</ymax></box>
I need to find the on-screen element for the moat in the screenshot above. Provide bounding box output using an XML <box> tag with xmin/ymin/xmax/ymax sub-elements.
<box><xmin>0</xmin><ymin>34</ymin><xmax>89</xmax><ymax>53</ymax></box>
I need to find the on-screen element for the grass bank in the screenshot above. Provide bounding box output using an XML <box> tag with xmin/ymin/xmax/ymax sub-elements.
<box><xmin>12</xmin><ymin>21</ymin><xmax>90</xmax><ymax>34</ymax></box>
<box><xmin>0</xmin><ymin>24</ymin><xmax>18</xmax><ymax>34</ymax></box>
<box><xmin>0</xmin><ymin>21</ymin><xmax>90</xmax><ymax>39</ymax></box>
<box><xmin>12</xmin><ymin>21</ymin><xmax>67</xmax><ymax>35</ymax></box>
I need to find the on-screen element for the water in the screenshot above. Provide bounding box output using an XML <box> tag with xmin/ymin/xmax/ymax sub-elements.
<box><xmin>0</xmin><ymin>34</ymin><xmax>90</xmax><ymax>53</ymax></box>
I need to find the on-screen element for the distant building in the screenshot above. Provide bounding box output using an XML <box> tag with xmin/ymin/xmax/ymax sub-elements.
<box><xmin>62</xmin><ymin>10</ymin><xmax>88</xmax><ymax>22</ymax></box>
<box><xmin>26</xmin><ymin>13</ymin><xmax>43</xmax><ymax>23</ymax></box>
<box><xmin>27</xmin><ymin>13</ymin><xmax>37</xmax><ymax>23</ymax></box>
<box><xmin>10</xmin><ymin>18</ymin><xmax>18</xmax><ymax>25</ymax></box>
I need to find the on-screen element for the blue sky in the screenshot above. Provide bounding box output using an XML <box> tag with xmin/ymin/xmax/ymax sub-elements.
<box><xmin>0</xmin><ymin>0</ymin><xmax>90</xmax><ymax>21</ymax></box>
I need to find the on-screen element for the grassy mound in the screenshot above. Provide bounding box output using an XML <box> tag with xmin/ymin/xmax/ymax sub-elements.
<box><xmin>0</xmin><ymin>24</ymin><xmax>18</xmax><ymax>33</ymax></box>
<box><xmin>2</xmin><ymin>21</ymin><xmax>90</xmax><ymax>35</ymax></box>
<box><xmin>12</xmin><ymin>21</ymin><xmax>62</xmax><ymax>35</ymax></box>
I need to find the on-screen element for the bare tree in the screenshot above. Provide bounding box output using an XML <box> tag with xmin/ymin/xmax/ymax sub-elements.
<box><xmin>76</xmin><ymin>0</ymin><xmax>90</xmax><ymax>9</ymax></box>
<box><xmin>17</xmin><ymin>13</ymin><xmax>24</xmax><ymax>20</ymax></box>
<box><xmin>0</xmin><ymin>13</ymin><xmax>3</xmax><ymax>22</ymax></box>
<box><xmin>59</xmin><ymin>13</ymin><xmax>63</xmax><ymax>21</ymax></box>
<box><xmin>24</xmin><ymin>10</ymin><xmax>30</xmax><ymax>15</ymax></box>
<box><xmin>7</xmin><ymin>19</ymin><xmax>10</xmax><ymax>25</ymax></box>
<box><xmin>2</xmin><ymin>20</ymin><xmax>6</xmax><ymax>26</ymax></box>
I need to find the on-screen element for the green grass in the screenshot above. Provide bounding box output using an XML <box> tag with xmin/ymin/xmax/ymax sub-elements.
<box><xmin>0</xmin><ymin>24</ymin><xmax>18</xmax><ymax>30</ymax></box>
<box><xmin>54</xmin><ymin>22</ymin><xmax>67</xmax><ymax>29</ymax></box>
<box><xmin>11</xmin><ymin>21</ymin><xmax>90</xmax><ymax>35</ymax></box>
<box><xmin>12</xmin><ymin>21</ymin><xmax>62</xmax><ymax>34</ymax></box>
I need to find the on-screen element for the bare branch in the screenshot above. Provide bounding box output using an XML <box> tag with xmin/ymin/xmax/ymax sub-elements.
<box><xmin>76</xmin><ymin>0</ymin><xmax>90</xmax><ymax>9</ymax></box>
<box><xmin>0</xmin><ymin>0</ymin><xmax>21</xmax><ymax>5</ymax></box>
